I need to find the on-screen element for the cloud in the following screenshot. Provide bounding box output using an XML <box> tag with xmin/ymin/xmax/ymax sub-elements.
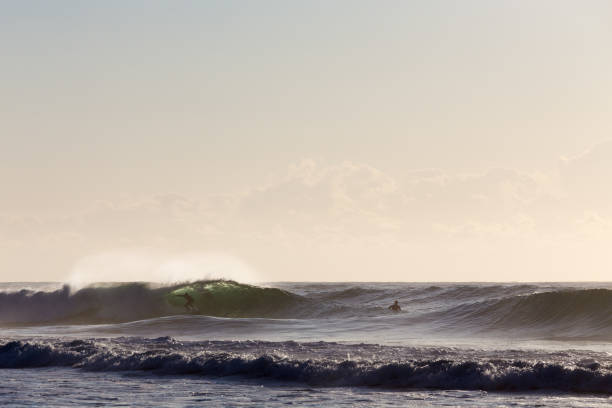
<box><xmin>4</xmin><ymin>147</ymin><xmax>612</xmax><ymax>281</ymax></box>
<box><xmin>560</xmin><ymin>140</ymin><xmax>612</xmax><ymax>212</ymax></box>
<box><xmin>0</xmin><ymin>160</ymin><xmax>565</xmax><ymax>246</ymax></box>
<box><xmin>238</xmin><ymin>160</ymin><xmax>403</xmax><ymax>234</ymax></box>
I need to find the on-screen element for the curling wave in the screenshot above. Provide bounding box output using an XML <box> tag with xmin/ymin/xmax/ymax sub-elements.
<box><xmin>1</xmin><ymin>282</ymin><xmax>611</xmax><ymax>341</ymax></box>
<box><xmin>0</xmin><ymin>280</ymin><xmax>302</xmax><ymax>325</ymax></box>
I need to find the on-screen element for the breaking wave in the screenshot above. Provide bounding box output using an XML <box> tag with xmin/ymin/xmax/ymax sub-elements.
<box><xmin>1</xmin><ymin>281</ymin><xmax>611</xmax><ymax>340</ymax></box>
<box><xmin>0</xmin><ymin>280</ymin><xmax>302</xmax><ymax>325</ymax></box>
<box><xmin>1</xmin><ymin>338</ymin><xmax>611</xmax><ymax>394</ymax></box>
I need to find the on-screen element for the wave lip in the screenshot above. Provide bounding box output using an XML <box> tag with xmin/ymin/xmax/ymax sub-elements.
<box><xmin>1</xmin><ymin>339</ymin><xmax>611</xmax><ymax>394</ymax></box>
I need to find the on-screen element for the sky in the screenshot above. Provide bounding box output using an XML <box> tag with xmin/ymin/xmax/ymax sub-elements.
<box><xmin>2</xmin><ymin>0</ymin><xmax>612</xmax><ymax>282</ymax></box>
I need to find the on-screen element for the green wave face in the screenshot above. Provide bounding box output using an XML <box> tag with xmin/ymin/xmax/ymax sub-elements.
<box><xmin>165</xmin><ymin>280</ymin><xmax>300</xmax><ymax>317</ymax></box>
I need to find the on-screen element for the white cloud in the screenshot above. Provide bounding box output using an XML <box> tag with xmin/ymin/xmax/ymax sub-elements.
<box><xmin>3</xmin><ymin>147</ymin><xmax>612</xmax><ymax>281</ymax></box>
<box><xmin>560</xmin><ymin>140</ymin><xmax>612</xmax><ymax>212</ymax></box>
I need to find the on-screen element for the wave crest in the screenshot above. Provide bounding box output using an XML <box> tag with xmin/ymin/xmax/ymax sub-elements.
<box><xmin>430</xmin><ymin>288</ymin><xmax>612</xmax><ymax>340</ymax></box>
<box><xmin>2</xmin><ymin>282</ymin><xmax>612</xmax><ymax>341</ymax></box>
<box><xmin>1</xmin><ymin>339</ymin><xmax>611</xmax><ymax>393</ymax></box>
<box><xmin>0</xmin><ymin>280</ymin><xmax>301</xmax><ymax>325</ymax></box>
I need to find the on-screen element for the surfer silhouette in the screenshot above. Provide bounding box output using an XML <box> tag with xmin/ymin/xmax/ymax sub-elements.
<box><xmin>388</xmin><ymin>300</ymin><xmax>401</xmax><ymax>312</ymax></box>
<box><xmin>176</xmin><ymin>292</ymin><xmax>196</xmax><ymax>312</ymax></box>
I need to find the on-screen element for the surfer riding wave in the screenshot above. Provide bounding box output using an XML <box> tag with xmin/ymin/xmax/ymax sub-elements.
<box><xmin>176</xmin><ymin>292</ymin><xmax>197</xmax><ymax>312</ymax></box>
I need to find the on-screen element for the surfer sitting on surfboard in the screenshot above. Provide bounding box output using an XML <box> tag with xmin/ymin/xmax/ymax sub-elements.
<box><xmin>388</xmin><ymin>300</ymin><xmax>401</xmax><ymax>312</ymax></box>
<box><xmin>176</xmin><ymin>292</ymin><xmax>196</xmax><ymax>312</ymax></box>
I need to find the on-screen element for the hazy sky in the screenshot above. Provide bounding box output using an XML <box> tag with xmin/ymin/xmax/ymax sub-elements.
<box><xmin>2</xmin><ymin>1</ymin><xmax>612</xmax><ymax>282</ymax></box>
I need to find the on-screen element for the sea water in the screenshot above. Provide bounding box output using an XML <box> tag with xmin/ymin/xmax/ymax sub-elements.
<box><xmin>1</xmin><ymin>281</ymin><xmax>611</xmax><ymax>406</ymax></box>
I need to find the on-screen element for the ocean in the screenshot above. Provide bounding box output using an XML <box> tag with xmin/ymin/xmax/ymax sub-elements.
<box><xmin>1</xmin><ymin>281</ymin><xmax>611</xmax><ymax>407</ymax></box>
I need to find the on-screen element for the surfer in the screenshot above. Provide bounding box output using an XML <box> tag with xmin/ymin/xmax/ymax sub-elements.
<box><xmin>176</xmin><ymin>292</ymin><xmax>196</xmax><ymax>312</ymax></box>
<box><xmin>388</xmin><ymin>300</ymin><xmax>401</xmax><ymax>312</ymax></box>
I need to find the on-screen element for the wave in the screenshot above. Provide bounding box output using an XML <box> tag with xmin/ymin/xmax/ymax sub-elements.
<box><xmin>0</xmin><ymin>280</ymin><xmax>302</xmax><ymax>325</ymax></box>
<box><xmin>304</xmin><ymin>284</ymin><xmax>542</xmax><ymax>306</ymax></box>
<box><xmin>1</xmin><ymin>338</ymin><xmax>611</xmax><ymax>393</ymax></box>
<box><xmin>428</xmin><ymin>288</ymin><xmax>612</xmax><ymax>340</ymax></box>
<box><xmin>2</xmin><ymin>281</ymin><xmax>611</xmax><ymax>341</ymax></box>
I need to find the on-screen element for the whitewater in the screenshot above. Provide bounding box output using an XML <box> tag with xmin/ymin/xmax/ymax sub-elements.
<box><xmin>1</xmin><ymin>281</ymin><xmax>612</xmax><ymax>407</ymax></box>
